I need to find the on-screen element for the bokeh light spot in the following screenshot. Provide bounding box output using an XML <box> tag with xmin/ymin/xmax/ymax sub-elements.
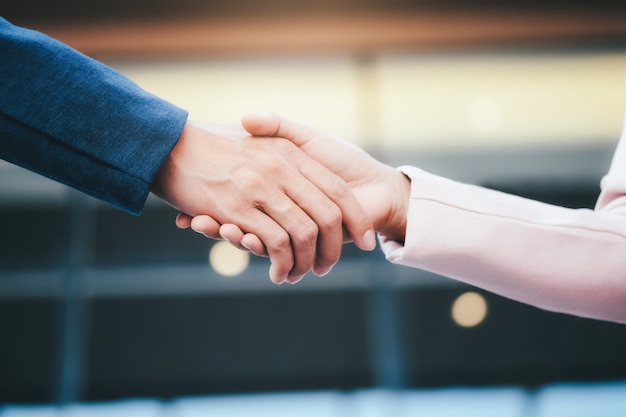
<box><xmin>451</xmin><ymin>291</ymin><xmax>488</xmax><ymax>328</ymax></box>
<box><xmin>209</xmin><ymin>241</ymin><xmax>249</xmax><ymax>277</ymax></box>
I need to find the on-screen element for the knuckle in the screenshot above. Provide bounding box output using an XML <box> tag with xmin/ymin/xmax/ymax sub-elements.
<box><xmin>328</xmin><ymin>174</ymin><xmax>351</xmax><ymax>200</ymax></box>
<box><xmin>317</xmin><ymin>203</ymin><xmax>342</xmax><ymax>230</ymax></box>
<box><xmin>268</xmin><ymin>229</ymin><xmax>291</xmax><ymax>249</ymax></box>
<box><xmin>258</xmin><ymin>152</ymin><xmax>290</xmax><ymax>177</ymax></box>
<box><xmin>271</xmin><ymin>158</ymin><xmax>293</xmax><ymax>176</ymax></box>
<box><xmin>326</xmin><ymin>203</ymin><xmax>342</xmax><ymax>225</ymax></box>
<box><xmin>296</xmin><ymin>220</ymin><xmax>319</xmax><ymax>245</ymax></box>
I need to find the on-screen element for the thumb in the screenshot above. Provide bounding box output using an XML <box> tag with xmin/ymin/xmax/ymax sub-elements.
<box><xmin>241</xmin><ymin>112</ymin><xmax>316</xmax><ymax>147</ymax></box>
<box><xmin>241</xmin><ymin>112</ymin><xmax>281</xmax><ymax>137</ymax></box>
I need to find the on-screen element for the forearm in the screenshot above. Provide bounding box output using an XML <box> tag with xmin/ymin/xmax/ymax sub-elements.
<box><xmin>381</xmin><ymin>165</ymin><xmax>626</xmax><ymax>323</ymax></box>
<box><xmin>0</xmin><ymin>17</ymin><xmax>187</xmax><ymax>214</ymax></box>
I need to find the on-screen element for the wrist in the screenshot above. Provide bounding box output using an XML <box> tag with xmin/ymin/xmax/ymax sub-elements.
<box><xmin>150</xmin><ymin>122</ymin><xmax>192</xmax><ymax>205</ymax></box>
<box><xmin>377</xmin><ymin>169</ymin><xmax>410</xmax><ymax>243</ymax></box>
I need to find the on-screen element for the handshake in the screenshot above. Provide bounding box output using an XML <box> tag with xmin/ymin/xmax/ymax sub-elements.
<box><xmin>152</xmin><ymin>112</ymin><xmax>626</xmax><ymax>323</ymax></box>
<box><xmin>151</xmin><ymin>112</ymin><xmax>411</xmax><ymax>285</ymax></box>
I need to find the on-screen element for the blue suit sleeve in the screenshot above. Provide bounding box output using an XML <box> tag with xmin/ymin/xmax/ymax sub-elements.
<box><xmin>0</xmin><ymin>17</ymin><xmax>189</xmax><ymax>215</ymax></box>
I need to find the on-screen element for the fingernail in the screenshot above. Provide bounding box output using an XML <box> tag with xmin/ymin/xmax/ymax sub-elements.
<box><xmin>287</xmin><ymin>275</ymin><xmax>304</xmax><ymax>284</ymax></box>
<box><xmin>363</xmin><ymin>229</ymin><xmax>377</xmax><ymax>251</ymax></box>
<box><xmin>269</xmin><ymin>265</ymin><xmax>285</xmax><ymax>285</ymax></box>
<box><xmin>271</xmin><ymin>275</ymin><xmax>285</xmax><ymax>285</ymax></box>
<box><xmin>315</xmin><ymin>266</ymin><xmax>332</xmax><ymax>277</ymax></box>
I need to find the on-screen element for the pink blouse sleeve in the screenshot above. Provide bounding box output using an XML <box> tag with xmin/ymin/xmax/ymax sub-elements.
<box><xmin>380</xmin><ymin>115</ymin><xmax>626</xmax><ymax>323</ymax></box>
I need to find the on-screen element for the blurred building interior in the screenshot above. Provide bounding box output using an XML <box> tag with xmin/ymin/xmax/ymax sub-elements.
<box><xmin>2</xmin><ymin>0</ymin><xmax>626</xmax><ymax>415</ymax></box>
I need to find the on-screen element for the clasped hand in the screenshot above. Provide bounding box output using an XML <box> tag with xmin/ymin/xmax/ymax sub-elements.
<box><xmin>169</xmin><ymin>114</ymin><xmax>411</xmax><ymax>284</ymax></box>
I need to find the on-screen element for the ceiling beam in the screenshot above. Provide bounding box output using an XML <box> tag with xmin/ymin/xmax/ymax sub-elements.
<box><xmin>30</xmin><ymin>11</ymin><xmax>626</xmax><ymax>59</ymax></box>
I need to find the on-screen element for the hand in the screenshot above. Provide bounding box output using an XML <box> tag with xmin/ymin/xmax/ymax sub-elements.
<box><xmin>244</xmin><ymin>113</ymin><xmax>411</xmax><ymax>242</ymax></box>
<box><xmin>152</xmin><ymin>121</ymin><xmax>376</xmax><ymax>284</ymax></box>
<box><xmin>180</xmin><ymin>113</ymin><xmax>411</xmax><ymax>259</ymax></box>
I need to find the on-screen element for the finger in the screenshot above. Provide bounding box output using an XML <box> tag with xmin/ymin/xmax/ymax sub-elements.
<box><xmin>218</xmin><ymin>224</ymin><xmax>268</xmax><ymax>257</ymax></box>
<box><xmin>254</xmin><ymin>190</ymin><xmax>320</xmax><ymax>283</ymax></box>
<box><xmin>241</xmin><ymin>112</ymin><xmax>282</xmax><ymax>137</ymax></box>
<box><xmin>241</xmin><ymin>233</ymin><xmax>268</xmax><ymax>257</ymax></box>
<box><xmin>276</xmin><ymin>164</ymin><xmax>342</xmax><ymax>277</ymax></box>
<box><xmin>229</xmin><ymin>208</ymin><xmax>298</xmax><ymax>284</ymax></box>
<box><xmin>219</xmin><ymin>224</ymin><xmax>249</xmax><ymax>252</ymax></box>
<box><xmin>175</xmin><ymin>213</ymin><xmax>193</xmax><ymax>229</ymax></box>
<box><xmin>241</xmin><ymin>112</ymin><xmax>314</xmax><ymax>147</ymax></box>
<box><xmin>246</xmin><ymin>148</ymin><xmax>346</xmax><ymax>278</ymax></box>
<box><xmin>197</xmin><ymin>221</ymin><xmax>267</xmax><ymax>257</ymax></box>
<box><xmin>190</xmin><ymin>215</ymin><xmax>222</xmax><ymax>239</ymax></box>
<box><xmin>219</xmin><ymin>223</ymin><xmax>244</xmax><ymax>242</ymax></box>
<box><xmin>295</xmin><ymin>153</ymin><xmax>377</xmax><ymax>253</ymax></box>
<box><xmin>243</xmin><ymin>113</ymin><xmax>376</xmax><ymax>252</ymax></box>
<box><xmin>218</xmin><ymin>224</ymin><xmax>267</xmax><ymax>256</ymax></box>
<box><xmin>271</xmin><ymin>144</ymin><xmax>375</xmax><ymax>259</ymax></box>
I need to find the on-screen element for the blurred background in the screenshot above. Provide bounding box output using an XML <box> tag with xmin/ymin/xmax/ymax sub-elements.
<box><xmin>2</xmin><ymin>0</ymin><xmax>626</xmax><ymax>415</ymax></box>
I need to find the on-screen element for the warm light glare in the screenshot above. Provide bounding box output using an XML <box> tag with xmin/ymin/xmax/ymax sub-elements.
<box><xmin>209</xmin><ymin>241</ymin><xmax>250</xmax><ymax>277</ymax></box>
<box><xmin>451</xmin><ymin>291</ymin><xmax>488</xmax><ymax>328</ymax></box>
<box><xmin>378</xmin><ymin>52</ymin><xmax>626</xmax><ymax>148</ymax></box>
<box><xmin>111</xmin><ymin>51</ymin><xmax>626</xmax><ymax>150</ymax></box>
<box><xmin>468</xmin><ymin>96</ymin><xmax>501</xmax><ymax>132</ymax></box>
<box><xmin>112</xmin><ymin>58</ymin><xmax>361</xmax><ymax>144</ymax></box>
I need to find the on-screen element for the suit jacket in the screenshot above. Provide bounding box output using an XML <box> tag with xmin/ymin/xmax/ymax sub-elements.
<box><xmin>0</xmin><ymin>17</ymin><xmax>188</xmax><ymax>214</ymax></box>
<box><xmin>381</xmin><ymin>115</ymin><xmax>626</xmax><ymax>323</ymax></box>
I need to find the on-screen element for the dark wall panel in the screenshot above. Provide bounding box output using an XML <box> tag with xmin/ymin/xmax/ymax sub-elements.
<box><xmin>398</xmin><ymin>287</ymin><xmax>626</xmax><ymax>388</ymax></box>
<box><xmin>86</xmin><ymin>291</ymin><xmax>371</xmax><ymax>401</ymax></box>
<box><xmin>0</xmin><ymin>206</ymin><xmax>69</xmax><ymax>271</ymax></box>
<box><xmin>0</xmin><ymin>300</ymin><xmax>60</xmax><ymax>404</ymax></box>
